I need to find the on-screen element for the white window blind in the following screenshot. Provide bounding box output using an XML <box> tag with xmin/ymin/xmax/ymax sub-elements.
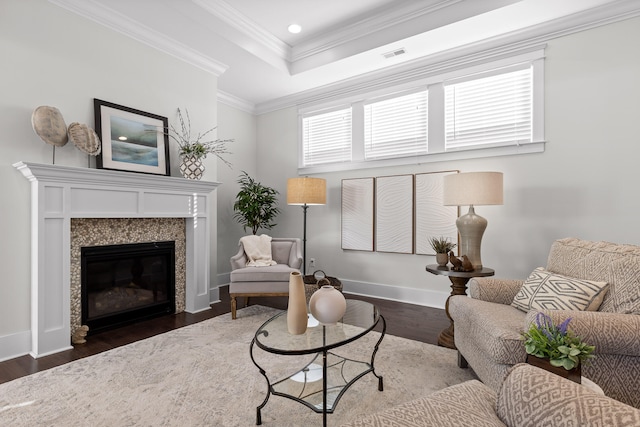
<box><xmin>364</xmin><ymin>90</ymin><xmax>428</xmax><ymax>159</ymax></box>
<box><xmin>302</xmin><ymin>107</ymin><xmax>352</xmax><ymax>166</ymax></box>
<box><xmin>445</xmin><ymin>67</ymin><xmax>532</xmax><ymax>150</ymax></box>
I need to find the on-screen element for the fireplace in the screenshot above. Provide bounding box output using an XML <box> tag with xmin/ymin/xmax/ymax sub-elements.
<box><xmin>81</xmin><ymin>241</ymin><xmax>176</xmax><ymax>334</ymax></box>
<box><xmin>14</xmin><ymin>161</ymin><xmax>219</xmax><ymax>358</ymax></box>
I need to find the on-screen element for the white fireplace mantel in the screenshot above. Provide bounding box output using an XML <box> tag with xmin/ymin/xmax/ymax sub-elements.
<box><xmin>14</xmin><ymin>161</ymin><xmax>220</xmax><ymax>357</ymax></box>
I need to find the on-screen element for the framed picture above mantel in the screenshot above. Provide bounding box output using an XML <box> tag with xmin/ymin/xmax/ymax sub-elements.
<box><xmin>94</xmin><ymin>99</ymin><xmax>170</xmax><ymax>176</ymax></box>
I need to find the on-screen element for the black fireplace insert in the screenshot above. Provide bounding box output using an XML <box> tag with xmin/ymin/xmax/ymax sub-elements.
<box><xmin>81</xmin><ymin>241</ymin><xmax>176</xmax><ymax>334</ymax></box>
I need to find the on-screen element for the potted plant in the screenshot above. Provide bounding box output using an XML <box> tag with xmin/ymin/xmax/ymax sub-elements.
<box><xmin>233</xmin><ymin>171</ymin><xmax>280</xmax><ymax>235</ymax></box>
<box><xmin>522</xmin><ymin>312</ymin><xmax>595</xmax><ymax>383</ymax></box>
<box><xmin>168</xmin><ymin>108</ymin><xmax>233</xmax><ymax>179</ymax></box>
<box><xmin>428</xmin><ymin>236</ymin><xmax>456</xmax><ymax>266</ymax></box>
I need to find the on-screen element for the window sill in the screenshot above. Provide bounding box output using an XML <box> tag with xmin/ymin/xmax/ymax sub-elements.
<box><xmin>298</xmin><ymin>141</ymin><xmax>545</xmax><ymax>175</ymax></box>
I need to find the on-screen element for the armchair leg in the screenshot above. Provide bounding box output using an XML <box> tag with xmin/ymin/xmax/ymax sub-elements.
<box><xmin>457</xmin><ymin>351</ymin><xmax>469</xmax><ymax>369</ymax></box>
<box><xmin>231</xmin><ymin>296</ymin><xmax>237</xmax><ymax>320</ymax></box>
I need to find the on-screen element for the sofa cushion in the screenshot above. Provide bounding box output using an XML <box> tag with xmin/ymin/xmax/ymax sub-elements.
<box><xmin>449</xmin><ymin>296</ymin><xmax>526</xmax><ymax>365</ymax></box>
<box><xmin>511</xmin><ymin>267</ymin><xmax>609</xmax><ymax>312</ymax></box>
<box><xmin>230</xmin><ymin>264</ymin><xmax>297</xmax><ymax>282</ymax></box>
<box><xmin>339</xmin><ymin>379</ymin><xmax>505</xmax><ymax>427</ymax></box>
<box><xmin>271</xmin><ymin>240</ymin><xmax>294</xmax><ymax>264</ymax></box>
<box><xmin>546</xmin><ymin>238</ymin><xmax>640</xmax><ymax>314</ymax></box>
<box><xmin>497</xmin><ymin>363</ymin><xmax>640</xmax><ymax>427</ymax></box>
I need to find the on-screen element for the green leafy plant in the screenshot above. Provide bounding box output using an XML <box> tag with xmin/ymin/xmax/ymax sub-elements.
<box><xmin>523</xmin><ymin>312</ymin><xmax>595</xmax><ymax>370</ymax></box>
<box><xmin>428</xmin><ymin>236</ymin><xmax>457</xmax><ymax>254</ymax></box>
<box><xmin>168</xmin><ymin>108</ymin><xmax>233</xmax><ymax>167</ymax></box>
<box><xmin>233</xmin><ymin>172</ymin><xmax>280</xmax><ymax>235</ymax></box>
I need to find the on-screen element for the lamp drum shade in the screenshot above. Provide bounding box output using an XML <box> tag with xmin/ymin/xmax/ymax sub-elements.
<box><xmin>287</xmin><ymin>177</ymin><xmax>326</xmax><ymax>205</ymax></box>
<box><xmin>443</xmin><ymin>172</ymin><xmax>503</xmax><ymax>206</ymax></box>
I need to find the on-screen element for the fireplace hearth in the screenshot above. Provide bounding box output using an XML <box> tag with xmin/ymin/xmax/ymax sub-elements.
<box><xmin>81</xmin><ymin>241</ymin><xmax>176</xmax><ymax>334</ymax></box>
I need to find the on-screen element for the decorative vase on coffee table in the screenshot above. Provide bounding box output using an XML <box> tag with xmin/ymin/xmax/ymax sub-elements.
<box><xmin>287</xmin><ymin>271</ymin><xmax>308</xmax><ymax>335</ymax></box>
<box><xmin>309</xmin><ymin>285</ymin><xmax>347</xmax><ymax>325</ymax></box>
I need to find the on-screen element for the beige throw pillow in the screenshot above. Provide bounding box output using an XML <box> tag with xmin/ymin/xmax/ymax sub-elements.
<box><xmin>511</xmin><ymin>267</ymin><xmax>609</xmax><ymax>312</ymax></box>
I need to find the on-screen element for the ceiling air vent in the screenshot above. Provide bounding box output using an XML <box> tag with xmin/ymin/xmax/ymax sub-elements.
<box><xmin>383</xmin><ymin>48</ymin><xmax>406</xmax><ymax>59</ymax></box>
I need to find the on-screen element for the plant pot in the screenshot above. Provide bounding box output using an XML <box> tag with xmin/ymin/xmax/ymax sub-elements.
<box><xmin>180</xmin><ymin>155</ymin><xmax>205</xmax><ymax>180</ymax></box>
<box><xmin>526</xmin><ymin>354</ymin><xmax>581</xmax><ymax>384</ymax></box>
<box><xmin>436</xmin><ymin>253</ymin><xmax>449</xmax><ymax>266</ymax></box>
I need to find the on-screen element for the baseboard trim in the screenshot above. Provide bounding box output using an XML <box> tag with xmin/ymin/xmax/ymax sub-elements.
<box><xmin>215</xmin><ymin>274</ymin><xmax>448</xmax><ymax>310</ymax></box>
<box><xmin>0</xmin><ymin>330</ymin><xmax>31</xmax><ymax>363</ymax></box>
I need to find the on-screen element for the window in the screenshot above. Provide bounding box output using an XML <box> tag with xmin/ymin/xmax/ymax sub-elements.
<box><xmin>364</xmin><ymin>90</ymin><xmax>428</xmax><ymax>160</ymax></box>
<box><xmin>445</xmin><ymin>67</ymin><xmax>532</xmax><ymax>150</ymax></box>
<box><xmin>298</xmin><ymin>49</ymin><xmax>544</xmax><ymax>173</ymax></box>
<box><xmin>302</xmin><ymin>107</ymin><xmax>352</xmax><ymax>166</ymax></box>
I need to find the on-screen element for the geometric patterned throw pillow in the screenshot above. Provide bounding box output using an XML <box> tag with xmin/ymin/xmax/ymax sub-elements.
<box><xmin>511</xmin><ymin>267</ymin><xmax>609</xmax><ymax>312</ymax></box>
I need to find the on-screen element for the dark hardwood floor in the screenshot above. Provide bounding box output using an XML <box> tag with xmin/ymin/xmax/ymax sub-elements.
<box><xmin>0</xmin><ymin>286</ymin><xmax>449</xmax><ymax>385</ymax></box>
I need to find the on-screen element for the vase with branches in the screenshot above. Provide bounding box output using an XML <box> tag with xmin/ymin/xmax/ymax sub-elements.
<box><xmin>168</xmin><ymin>108</ymin><xmax>233</xmax><ymax>179</ymax></box>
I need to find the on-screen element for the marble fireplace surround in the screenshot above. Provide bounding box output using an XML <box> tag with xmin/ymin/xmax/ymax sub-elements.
<box><xmin>14</xmin><ymin>162</ymin><xmax>219</xmax><ymax>358</ymax></box>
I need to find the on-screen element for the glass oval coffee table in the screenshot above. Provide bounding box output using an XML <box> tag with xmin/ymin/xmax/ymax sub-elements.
<box><xmin>250</xmin><ymin>299</ymin><xmax>386</xmax><ymax>426</ymax></box>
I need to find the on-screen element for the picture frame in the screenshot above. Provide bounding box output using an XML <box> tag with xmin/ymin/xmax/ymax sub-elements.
<box><xmin>94</xmin><ymin>99</ymin><xmax>170</xmax><ymax>176</ymax></box>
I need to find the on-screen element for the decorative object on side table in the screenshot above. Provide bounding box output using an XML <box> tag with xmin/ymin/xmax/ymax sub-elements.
<box><xmin>287</xmin><ymin>271</ymin><xmax>308</xmax><ymax>335</ymax></box>
<box><xmin>167</xmin><ymin>108</ymin><xmax>233</xmax><ymax>179</ymax></box>
<box><xmin>443</xmin><ymin>172</ymin><xmax>503</xmax><ymax>269</ymax></box>
<box><xmin>523</xmin><ymin>312</ymin><xmax>595</xmax><ymax>384</ymax></box>
<box><xmin>233</xmin><ymin>171</ymin><xmax>280</xmax><ymax>235</ymax></box>
<box><xmin>303</xmin><ymin>270</ymin><xmax>343</xmax><ymax>303</ymax></box>
<box><xmin>428</xmin><ymin>236</ymin><xmax>456</xmax><ymax>266</ymax></box>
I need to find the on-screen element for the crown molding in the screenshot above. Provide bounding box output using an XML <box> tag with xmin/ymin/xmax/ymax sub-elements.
<box><xmin>254</xmin><ymin>1</ymin><xmax>640</xmax><ymax>115</ymax></box>
<box><xmin>192</xmin><ymin>0</ymin><xmax>291</xmax><ymax>61</ymax></box>
<box><xmin>49</xmin><ymin>0</ymin><xmax>229</xmax><ymax>76</ymax></box>
<box><xmin>217</xmin><ymin>90</ymin><xmax>256</xmax><ymax>114</ymax></box>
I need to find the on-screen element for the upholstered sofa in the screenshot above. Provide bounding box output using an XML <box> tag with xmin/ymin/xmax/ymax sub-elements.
<box><xmin>229</xmin><ymin>237</ymin><xmax>302</xmax><ymax>319</ymax></box>
<box><xmin>449</xmin><ymin>238</ymin><xmax>640</xmax><ymax>408</ymax></box>
<box><xmin>340</xmin><ymin>363</ymin><xmax>640</xmax><ymax>427</ymax></box>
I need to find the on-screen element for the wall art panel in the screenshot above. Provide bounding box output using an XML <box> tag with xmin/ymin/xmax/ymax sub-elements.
<box><xmin>341</xmin><ymin>178</ymin><xmax>374</xmax><ymax>251</ymax></box>
<box><xmin>415</xmin><ymin>171</ymin><xmax>459</xmax><ymax>255</ymax></box>
<box><xmin>375</xmin><ymin>174</ymin><xmax>414</xmax><ymax>254</ymax></box>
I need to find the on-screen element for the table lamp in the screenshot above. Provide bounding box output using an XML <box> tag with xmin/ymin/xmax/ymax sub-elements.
<box><xmin>287</xmin><ymin>177</ymin><xmax>326</xmax><ymax>275</ymax></box>
<box><xmin>443</xmin><ymin>172</ymin><xmax>503</xmax><ymax>270</ymax></box>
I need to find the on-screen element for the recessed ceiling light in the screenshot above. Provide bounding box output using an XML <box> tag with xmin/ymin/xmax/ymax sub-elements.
<box><xmin>118</xmin><ymin>136</ymin><xmax>128</xmax><ymax>141</ymax></box>
<box><xmin>288</xmin><ymin>24</ymin><xmax>302</xmax><ymax>34</ymax></box>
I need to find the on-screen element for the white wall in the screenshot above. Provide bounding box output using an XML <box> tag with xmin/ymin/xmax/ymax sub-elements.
<box><xmin>215</xmin><ymin>102</ymin><xmax>258</xmax><ymax>287</ymax></box>
<box><xmin>0</xmin><ymin>0</ymin><xmax>220</xmax><ymax>359</ymax></box>
<box><xmin>253</xmin><ymin>16</ymin><xmax>640</xmax><ymax>307</ymax></box>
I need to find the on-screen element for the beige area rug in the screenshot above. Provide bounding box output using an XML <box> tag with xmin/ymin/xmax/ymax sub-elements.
<box><xmin>0</xmin><ymin>306</ymin><xmax>477</xmax><ymax>426</ymax></box>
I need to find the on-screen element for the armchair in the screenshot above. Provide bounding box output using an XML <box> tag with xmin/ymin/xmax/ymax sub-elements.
<box><xmin>449</xmin><ymin>238</ymin><xmax>640</xmax><ymax>408</ymax></box>
<box><xmin>229</xmin><ymin>237</ymin><xmax>302</xmax><ymax>319</ymax></box>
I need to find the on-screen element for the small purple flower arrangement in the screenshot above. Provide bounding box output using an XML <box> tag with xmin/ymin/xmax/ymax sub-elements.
<box><xmin>522</xmin><ymin>312</ymin><xmax>595</xmax><ymax>370</ymax></box>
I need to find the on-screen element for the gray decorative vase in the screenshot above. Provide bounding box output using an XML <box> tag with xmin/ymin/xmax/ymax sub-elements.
<box><xmin>180</xmin><ymin>155</ymin><xmax>205</xmax><ymax>180</ymax></box>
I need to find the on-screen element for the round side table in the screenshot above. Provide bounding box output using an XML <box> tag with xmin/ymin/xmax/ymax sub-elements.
<box><xmin>425</xmin><ymin>264</ymin><xmax>495</xmax><ymax>349</ymax></box>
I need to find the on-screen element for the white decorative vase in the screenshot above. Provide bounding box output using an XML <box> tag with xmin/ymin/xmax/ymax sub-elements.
<box><xmin>309</xmin><ymin>285</ymin><xmax>347</xmax><ymax>325</ymax></box>
<box><xmin>180</xmin><ymin>155</ymin><xmax>205</xmax><ymax>180</ymax></box>
<box><xmin>287</xmin><ymin>272</ymin><xmax>308</xmax><ymax>335</ymax></box>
